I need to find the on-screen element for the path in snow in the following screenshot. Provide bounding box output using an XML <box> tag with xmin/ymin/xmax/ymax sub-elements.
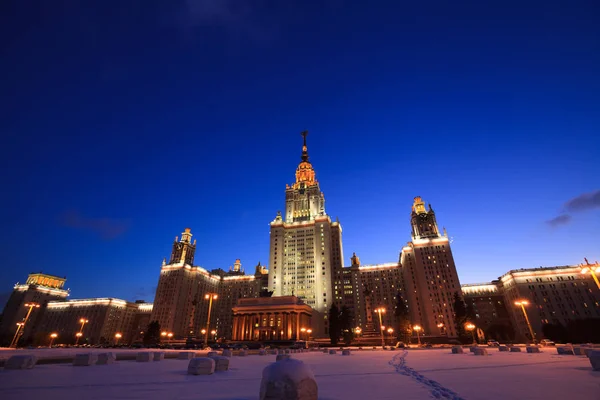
<box><xmin>389</xmin><ymin>351</ymin><xmax>464</xmax><ymax>400</ymax></box>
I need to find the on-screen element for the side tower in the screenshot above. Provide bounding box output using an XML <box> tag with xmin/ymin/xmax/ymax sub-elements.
<box><xmin>268</xmin><ymin>132</ymin><xmax>344</xmax><ymax>333</ymax></box>
<box><xmin>151</xmin><ymin>228</ymin><xmax>205</xmax><ymax>338</ymax></box>
<box><xmin>401</xmin><ymin>197</ymin><xmax>461</xmax><ymax>338</ymax></box>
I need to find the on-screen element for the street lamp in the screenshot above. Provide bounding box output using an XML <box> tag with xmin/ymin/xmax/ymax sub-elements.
<box><xmin>10</xmin><ymin>322</ymin><xmax>25</xmax><ymax>349</ymax></box>
<box><xmin>204</xmin><ymin>293</ymin><xmax>218</xmax><ymax>346</ymax></box>
<box><xmin>413</xmin><ymin>325</ymin><xmax>422</xmax><ymax>346</ymax></box>
<box><xmin>301</xmin><ymin>327</ymin><xmax>307</xmax><ymax>340</ymax></box>
<box><xmin>307</xmin><ymin>329</ymin><xmax>312</xmax><ymax>339</ymax></box>
<box><xmin>387</xmin><ymin>327</ymin><xmax>394</xmax><ymax>345</ymax></box>
<box><xmin>465</xmin><ymin>323</ymin><xmax>476</xmax><ymax>344</ymax></box>
<box><xmin>10</xmin><ymin>302</ymin><xmax>40</xmax><ymax>348</ymax></box>
<box><xmin>167</xmin><ymin>333</ymin><xmax>173</xmax><ymax>339</ymax></box>
<box><xmin>211</xmin><ymin>330</ymin><xmax>217</xmax><ymax>342</ymax></box>
<box><xmin>115</xmin><ymin>333</ymin><xmax>122</xmax><ymax>345</ymax></box>
<box><xmin>76</xmin><ymin>318</ymin><xmax>89</xmax><ymax>345</ymax></box>
<box><xmin>580</xmin><ymin>258</ymin><xmax>600</xmax><ymax>290</ymax></box>
<box><xmin>515</xmin><ymin>300</ymin><xmax>537</xmax><ymax>344</ymax></box>
<box><xmin>201</xmin><ymin>329</ymin><xmax>206</xmax><ymax>335</ymax></box>
<box><xmin>375</xmin><ymin>308</ymin><xmax>386</xmax><ymax>347</ymax></box>
<box><xmin>49</xmin><ymin>333</ymin><xmax>58</xmax><ymax>347</ymax></box>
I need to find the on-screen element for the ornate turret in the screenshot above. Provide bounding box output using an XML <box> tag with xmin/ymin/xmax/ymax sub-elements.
<box><xmin>168</xmin><ymin>228</ymin><xmax>197</xmax><ymax>265</ymax></box>
<box><xmin>350</xmin><ymin>252</ymin><xmax>361</xmax><ymax>267</ymax></box>
<box><xmin>410</xmin><ymin>197</ymin><xmax>440</xmax><ymax>240</ymax></box>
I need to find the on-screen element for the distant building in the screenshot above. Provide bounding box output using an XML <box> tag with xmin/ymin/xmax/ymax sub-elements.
<box><xmin>231</xmin><ymin>296</ymin><xmax>317</xmax><ymax>341</ymax></box>
<box><xmin>0</xmin><ymin>273</ymin><xmax>69</xmax><ymax>346</ymax></box>
<box><xmin>36</xmin><ymin>298</ymin><xmax>153</xmax><ymax>345</ymax></box>
<box><xmin>268</xmin><ymin>132</ymin><xmax>344</xmax><ymax>333</ymax></box>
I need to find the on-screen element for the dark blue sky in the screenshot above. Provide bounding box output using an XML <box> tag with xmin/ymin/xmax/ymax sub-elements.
<box><xmin>1</xmin><ymin>1</ymin><xmax>599</xmax><ymax>306</ymax></box>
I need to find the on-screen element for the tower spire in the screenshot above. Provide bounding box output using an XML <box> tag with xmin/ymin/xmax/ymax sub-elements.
<box><xmin>301</xmin><ymin>130</ymin><xmax>309</xmax><ymax>162</ymax></box>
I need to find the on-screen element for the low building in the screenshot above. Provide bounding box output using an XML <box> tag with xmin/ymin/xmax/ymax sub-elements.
<box><xmin>461</xmin><ymin>264</ymin><xmax>600</xmax><ymax>342</ymax></box>
<box><xmin>231</xmin><ymin>296</ymin><xmax>316</xmax><ymax>341</ymax></box>
<box><xmin>499</xmin><ymin>265</ymin><xmax>600</xmax><ymax>342</ymax></box>
<box><xmin>0</xmin><ymin>273</ymin><xmax>69</xmax><ymax>346</ymax></box>
<box><xmin>36</xmin><ymin>298</ymin><xmax>153</xmax><ymax>345</ymax></box>
<box><xmin>461</xmin><ymin>282</ymin><xmax>512</xmax><ymax>341</ymax></box>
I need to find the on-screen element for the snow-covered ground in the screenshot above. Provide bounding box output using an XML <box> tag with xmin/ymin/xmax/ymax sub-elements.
<box><xmin>0</xmin><ymin>348</ymin><xmax>598</xmax><ymax>399</ymax></box>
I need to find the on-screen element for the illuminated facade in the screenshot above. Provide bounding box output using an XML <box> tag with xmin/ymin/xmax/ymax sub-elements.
<box><xmin>0</xmin><ymin>273</ymin><xmax>69</xmax><ymax>346</ymax></box>
<box><xmin>37</xmin><ymin>298</ymin><xmax>153</xmax><ymax>345</ymax></box>
<box><xmin>461</xmin><ymin>266</ymin><xmax>600</xmax><ymax>342</ymax></box>
<box><xmin>401</xmin><ymin>197</ymin><xmax>462</xmax><ymax>338</ymax></box>
<box><xmin>151</xmin><ymin>229</ymin><xmax>269</xmax><ymax>339</ymax></box>
<box><xmin>231</xmin><ymin>296</ymin><xmax>316</xmax><ymax>341</ymax></box>
<box><xmin>268</xmin><ymin>132</ymin><xmax>344</xmax><ymax>325</ymax></box>
<box><xmin>498</xmin><ymin>265</ymin><xmax>600</xmax><ymax>341</ymax></box>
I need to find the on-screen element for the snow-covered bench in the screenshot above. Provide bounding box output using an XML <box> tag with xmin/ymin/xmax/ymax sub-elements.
<box><xmin>260</xmin><ymin>358</ymin><xmax>317</xmax><ymax>400</ymax></box>
<box><xmin>4</xmin><ymin>355</ymin><xmax>37</xmax><ymax>370</ymax></box>
<box><xmin>188</xmin><ymin>357</ymin><xmax>215</xmax><ymax>375</ymax></box>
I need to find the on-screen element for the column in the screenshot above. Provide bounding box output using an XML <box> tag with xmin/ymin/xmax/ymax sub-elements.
<box><xmin>296</xmin><ymin>312</ymin><xmax>300</xmax><ymax>340</ymax></box>
<box><xmin>232</xmin><ymin>315</ymin><xmax>239</xmax><ymax>341</ymax></box>
<box><xmin>240</xmin><ymin>314</ymin><xmax>246</xmax><ymax>341</ymax></box>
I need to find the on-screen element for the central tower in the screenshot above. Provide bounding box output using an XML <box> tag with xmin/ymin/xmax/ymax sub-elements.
<box><xmin>268</xmin><ymin>132</ymin><xmax>343</xmax><ymax>330</ymax></box>
<box><xmin>285</xmin><ymin>131</ymin><xmax>326</xmax><ymax>222</ymax></box>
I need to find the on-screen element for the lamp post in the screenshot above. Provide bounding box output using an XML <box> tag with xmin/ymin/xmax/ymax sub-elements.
<box><xmin>115</xmin><ymin>333</ymin><xmax>122</xmax><ymax>346</ymax></box>
<box><xmin>387</xmin><ymin>327</ymin><xmax>394</xmax><ymax>345</ymax></box>
<box><xmin>465</xmin><ymin>323</ymin><xmax>476</xmax><ymax>344</ymax></box>
<box><xmin>307</xmin><ymin>329</ymin><xmax>312</xmax><ymax>340</ymax></box>
<box><xmin>375</xmin><ymin>307</ymin><xmax>386</xmax><ymax>348</ymax></box>
<box><xmin>515</xmin><ymin>300</ymin><xmax>537</xmax><ymax>344</ymax></box>
<box><xmin>167</xmin><ymin>333</ymin><xmax>173</xmax><ymax>340</ymax></box>
<box><xmin>413</xmin><ymin>325</ymin><xmax>422</xmax><ymax>346</ymax></box>
<box><xmin>10</xmin><ymin>302</ymin><xmax>40</xmax><ymax>348</ymax></box>
<box><xmin>211</xmin><ymin>330</ymin><xmax>217</xmax><ymax>342</ymax></box>
<box><xmin>76</xmin><ymin>318</ymin><xmax>89</xmax><ymax>345</ymax></box>
<box><xmin>49</xmin><ymin>333</ymin><xmax>58</xmax><ymax>347</ymax></box>
<box><xmin>10</xmin><ymin>323</ymin><xmax>24</xmax><ymax>348</ymax></box>
<box><xmin>580</xmin><ymin>258</ymin><xmax>600</xmax><ymax>290</ymax></box>
<box><xmin>301</xmin><ymin>327</ymin><xmax>306</xmax><ymax>341</ymax></box>
<box><xmin>204</xmin><ymin>293</ymin><xmax>218</xmax><ymax>346</ymax></box>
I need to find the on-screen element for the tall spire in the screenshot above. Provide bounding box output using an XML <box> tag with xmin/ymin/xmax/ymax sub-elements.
<box><xmin>301</xmin><ymin>130</ymin><xmax>309</xmax><ymax>162</ymax></box>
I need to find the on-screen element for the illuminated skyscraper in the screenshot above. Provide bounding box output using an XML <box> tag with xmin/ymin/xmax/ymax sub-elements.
<box><xmin>268</xmin><ymin>132</ymin><xmax>344</xmax><ymax>322</ymax></box>
<box><xmin>401</xmin><ymin>196</ymin><xmax>462</xmax><ymax>338</ymax></box>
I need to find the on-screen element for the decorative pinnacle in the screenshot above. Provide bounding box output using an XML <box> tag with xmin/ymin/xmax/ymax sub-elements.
<box><xmin>301</xmin><ymin>130</ymin><xmax>309</xmax><ymax>162</ymax></box>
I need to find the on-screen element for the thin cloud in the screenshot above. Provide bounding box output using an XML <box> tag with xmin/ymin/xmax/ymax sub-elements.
<box><xmin>564</xmin><ymin>190</ymin><xmax>600</xmax><ymax>212</ymax></box>
<box><xmin>546</xmin><ymin>214</ymin><xmax>572</xmax><ymax>228</ymax></box>
<box><xmin>59</xmin><ymin>211</ymin><xmax>130</xmax><ymax>240</ymax></box>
